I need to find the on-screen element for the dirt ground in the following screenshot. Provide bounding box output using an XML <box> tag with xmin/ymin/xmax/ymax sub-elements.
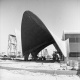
<box><xmin>0</xmin><ymin>60</ymin><xmax>80</xmax><ymax>80</ymax></box>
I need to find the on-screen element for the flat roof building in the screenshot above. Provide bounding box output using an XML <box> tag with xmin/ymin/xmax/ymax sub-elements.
<box><xmin>62</xmin><ymin>31</ymin><xmax>80</xmax><ymax>61</ymax></box>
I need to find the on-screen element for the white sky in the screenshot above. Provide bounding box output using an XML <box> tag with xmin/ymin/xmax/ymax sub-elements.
<box><xmin>0</xmin><ymin>0</ymin><xmax>80</xmax><ymax>53</ymax></box>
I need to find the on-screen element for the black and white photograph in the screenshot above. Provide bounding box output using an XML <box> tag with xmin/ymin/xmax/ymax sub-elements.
<box><xmin>0</xmin><ymin>0</ymin><xmax>80</xmax><ymax>80</ymax></box>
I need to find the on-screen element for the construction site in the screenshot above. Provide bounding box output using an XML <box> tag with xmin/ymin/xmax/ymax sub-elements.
<box><xmin>0</xmin><ymin>0</ymin><xmax>80</xmax><ymax>80</ymax></box>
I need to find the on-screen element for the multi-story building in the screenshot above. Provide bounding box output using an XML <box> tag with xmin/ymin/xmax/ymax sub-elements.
<box><xmin>62</xmin><ymin>31</ymin><xmax>80</xmax><ymax>61</ymax></box>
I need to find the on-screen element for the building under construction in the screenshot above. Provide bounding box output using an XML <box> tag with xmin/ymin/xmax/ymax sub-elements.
<box><xmin>7</xmin><ymin>34</ymin><xmax>17</xmax><ymax>58</ymax></box>
<box><xmin>21</xmin><ymin>11</ymin><xmax>64</xmax><ymax>61</ymax></box>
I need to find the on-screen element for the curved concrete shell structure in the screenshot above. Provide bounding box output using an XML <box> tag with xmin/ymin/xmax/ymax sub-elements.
<box><xmin>21</xmin><ymin>11</ymin><xmax>63</xmax><ymax>61</ymax></box>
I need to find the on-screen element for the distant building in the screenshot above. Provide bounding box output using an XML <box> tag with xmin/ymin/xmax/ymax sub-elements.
<box><xmin>62</xmin><ymin>31</ymin><xmax>80</xmax><ymax>61</ymax></box>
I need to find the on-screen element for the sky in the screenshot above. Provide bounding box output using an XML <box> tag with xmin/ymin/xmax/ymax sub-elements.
<box><xmin>0</xmin><ymin>0</ymin><xmax>80</xmax><ymax>53</ymax></box>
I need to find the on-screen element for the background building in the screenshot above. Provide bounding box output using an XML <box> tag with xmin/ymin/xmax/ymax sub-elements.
<box><xmin>62</xmin><ymin>31</ymin><xmax>80</xmax><ymax>61</ymax></box>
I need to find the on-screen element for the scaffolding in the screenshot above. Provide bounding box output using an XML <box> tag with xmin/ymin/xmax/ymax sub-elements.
<box><xmin>7</xmin><ymin>34</ymin><xmax>17</xmax><ymax>58</ymax></box>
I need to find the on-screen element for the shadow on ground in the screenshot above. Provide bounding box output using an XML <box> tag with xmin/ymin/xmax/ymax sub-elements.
<box><xmin>0</xmin><ymin>65</ymin><xmax>77</xmax><ymax>75</ymax></box>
